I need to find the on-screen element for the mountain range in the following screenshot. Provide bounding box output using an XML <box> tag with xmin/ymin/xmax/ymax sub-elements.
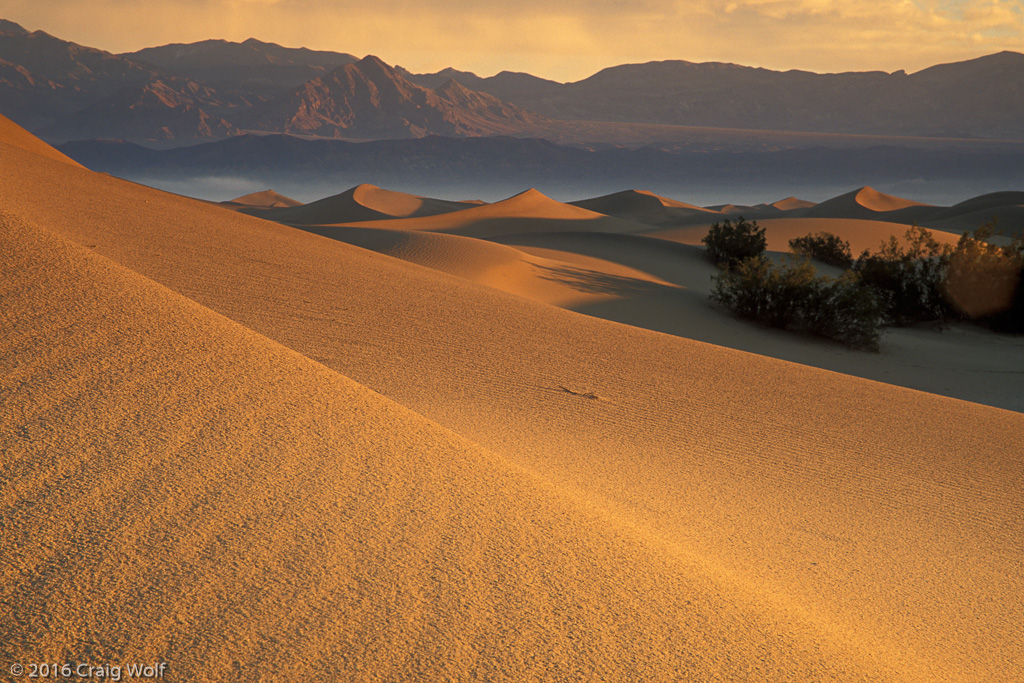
<box><xmin>3</xmin><ymin>18</ymin><xmax>1024</xmax><ymax>145</ymax></box>
<box><xmin>407</xmin><ymin>52</ymin><xmax>1024</xmax><ymax>139</ymax></box>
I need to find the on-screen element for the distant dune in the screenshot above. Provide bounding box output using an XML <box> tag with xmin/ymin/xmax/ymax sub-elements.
<box><xmin>570</xmin><ymin>188</ymin><xmax>720</xmax><ymax>226</ymax></box>
<box><xmin>770</xmin><ymin>196</ymin><xmax>817</xmax><ymax>211</ymax></box>
<box><xmin>650</xmin><ymin>216</ymin><xmax>962</xmax><ymax>254</ymax></box>
<box><xmin>3</xmin><ymin>114</ymin><xmax>1023</xmax><ymax>681</ymax></box>
<box><xmin>223</xmin><ymin>189</ymin><xmax>303</xmax><ymax>208</ymax></box>
<box><xmin>317</xmin><ymin>187</ymin><xmax>656</xmax><ymax>238</ymax></box>
<box><xmin>258</xmin><ymin>183</ymin><xmax>476</xmax><ymax>223</ymax></box>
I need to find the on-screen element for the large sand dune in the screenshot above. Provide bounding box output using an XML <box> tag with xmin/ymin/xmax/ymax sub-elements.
<box><xmin>3</xmin><ymin>209</ymin><xmax>891</xmax><ymax>681</ymax></box>
<box><xmin>3</xmin><ymin>116</ymin><xmax>1024</xmax><ymax>681</ymax></box>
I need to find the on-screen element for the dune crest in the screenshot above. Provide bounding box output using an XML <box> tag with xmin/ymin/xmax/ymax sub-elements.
<box><xmin>570</xmin><ymin>188</ymin><xmax>720</xmax><ymax>226</ymax></box>
<box><xmin>224</xmin><ymin>189</ymin><xmax>303</xmax><ymax>208</ymax></box>
<box><xmin>255</xmin><ymin>183</ymin><xmax>475</xmax><ymax>224</ymax></box>
<box><xmin>770</xmin><ymin>196</ymin><xmax>816</xmax><ymax>211</ymax></box>
<box><xmin>0</xmin><ymin>114</ymin><xmax>82</xmax><ymax>167</ymax></box>
<box><xmin>316</xmin><ymin>187</ymin><xmax>657</xmax><ymax>237</ymax></box>
<box><xmin>804</xmin><ymin>186</ymin><xmax>932</xmax><ymax>220</ymax></box>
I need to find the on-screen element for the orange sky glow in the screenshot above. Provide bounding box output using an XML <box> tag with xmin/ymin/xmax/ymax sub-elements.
<box><xmin>4</xmin><ymin>0</ymin><xmax>1023</xmax><ymax>81</ymax></box>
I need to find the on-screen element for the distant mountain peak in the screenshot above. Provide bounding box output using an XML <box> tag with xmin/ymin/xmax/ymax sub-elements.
<box><xmin>357</xmin><ymin>54</ymin><xmax>391</xmax><ymax>69</ymax></box>
<box><xmin>0</xmin><ymin>19</ymin><xmax>27</xmax><ymax>35</ymax></box>
<box><xmin>247</xmin><ymin>54</ymin><xmax>543</xmax><ymax>139</ymax></box>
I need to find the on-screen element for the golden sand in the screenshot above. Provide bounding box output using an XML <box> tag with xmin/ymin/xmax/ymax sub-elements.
<box><xmin>2</xmin><ymin>116</ymin><xmax>1023</xmax><ymax>681</ymax></box>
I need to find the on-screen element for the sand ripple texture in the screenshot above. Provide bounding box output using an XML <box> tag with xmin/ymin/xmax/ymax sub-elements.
<box><xmin>2</xmin><ymin>115</ymin><xmax>1023</xmax><ymax>681</ymax></box>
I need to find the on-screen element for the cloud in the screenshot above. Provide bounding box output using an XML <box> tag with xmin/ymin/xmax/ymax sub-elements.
<box><xmin>4</xmin><ymin>0</ymin><xmax>1023</xmax><ymax>80</ymax></box>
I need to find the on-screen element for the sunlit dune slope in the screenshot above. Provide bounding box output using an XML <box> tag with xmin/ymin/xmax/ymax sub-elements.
<box><xmin>320</xmin><ymin>188</ymin><xmax>655</xmax><ymax>237</ymax></box>
<box><xmin>803</xmin><ymin>186</ymin><xmax>934</xmax><ymax>223</ymax></box>
<box><xmin>295</xmin><ymin>222</ymin><xmax>676</xmax><ymax>306</ymax></box>
<box><xmin>254</xmin><ymin>183</ymin><xmax>477</xmax><ymax>224</ymax></box>
<box><xmin>770</xmin><ymin>196</ymin><xmax>817</xmax><ymax>211</ymax></box>
<box><xmin>649</xmin><ymin>216</ymin><xmax>962</xmax><ymax>254</ymax></box>
<box><xmin>3</xmin><ymin>117</ymin><xmax>1023</xmax><ymax>681</ymax></box>
<box><xmin>3</xmin><ymin>214</ymin><xmax>893</xmax><ymax>681</ymax></box>
<box><xmin>0</xmin><ymin>114</ymin><xmax>83</xmax><ymax>167</ymax></box>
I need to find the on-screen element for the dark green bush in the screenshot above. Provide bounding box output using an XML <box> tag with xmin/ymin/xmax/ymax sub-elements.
<box><xmin>943</xmin><ymin>221</ymin><xmax>1024</xmax><ymax>331</ymax></box>
<box><xmin>701</xmin><ymin>217</ymin><xmax>766</xmax><ymax>266</ymax></box>
<box><xmin>852</xmin><ymin>224</ymin><xmax>952</xmax><ymax>325</ymax></box>
<box><xmin>789</xmin><ymin>232</ymin><xmax>853</xmax><ymax>268</ymax></box>
<box><xmin>711</xmin><ymin>256</ymin><xmax>883</xmax><ymax>350</ymax></box>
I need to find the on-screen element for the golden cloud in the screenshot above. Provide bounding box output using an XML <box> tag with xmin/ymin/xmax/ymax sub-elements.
<box><xmin>3</xmin><ymin>0</ymin><xmax>1022</xmax><ymax>81</ymax></box>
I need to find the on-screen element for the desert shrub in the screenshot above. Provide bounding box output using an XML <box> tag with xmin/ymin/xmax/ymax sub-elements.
<box><xmin>711</xmin><ymin>256</ymin><xmax>883</xmax><ymax>350</ymax></box>
<box><xmin>800</xmin><ymin>272</ymin><xmax>886</xmax><ymax>350</ymax></box>
<box><xmin>789</xmin><ymin>232</ymin><xmax>853</xmax><ymax>268</ymax></box>
<box><xmin>943</xmin><ymin>221</ymin><xmax>1024</xmax><ymax>331</ymax></box>
<box><xmin>701</xmin><ymin>217</ymin><xmax>766</xmax><ymax>266</ymax></box>
<box><xmin>852</xmin><ymin>224</ymin><xmax>953</xmax><ymax>325</ymax></box>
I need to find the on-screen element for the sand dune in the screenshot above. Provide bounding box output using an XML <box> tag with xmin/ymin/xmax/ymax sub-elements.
<box><xmin>254</xmin><ymin>183</ymin><xmax>477</xmax><ymax>224</ymax></box>
<box><xmin>803</xmin><ymin>186</ymin><xmax>934</xmax><ymax>222</ymax></box>
<box><xmin>5</xmin><ymin>212</ymin><xmax>888</xmax><ymax>681</ymax></box>
<box><xmin>648</xmin><ymin>216</ymin><xmax>963</xmax><ymax>254</ymax></box>
<box><xmin>570</xmin><ymin>188</ymin><xmax>720</xmax><ymax>226</ymax></box>
<box><xmin>296</xmin><ymin>223</ymin><xmax>674</xmax><ymax>307</ymax></box>
<box><xmin>4</xmin><ymin>116</ymin><xmax>1024</xmax><ymax>681</ymax></box>
<box><xmin>314</xmin><ymin>188</ymin><xmax>656</xmax><ymax>237</ymax></box>
<box><xmin>223</xmin><ymin>189</ymin><xmax>303</xmax><ymax>208</ymax></box>
<box><xmin>706</xmin><ymin>197</ymin><xmax>816</xmax><ymax>216</ymax></box>
<box><xmin>304</xmin><ymin>224</ymin><xmax>1023</xmax><ymax>414</ymax></box>
<box><xmin>938</xmin><ymin>190</ymin><xmax>1024</xmax><ymax>216</ymax></box>
<box><xmin>770</xmin><ymin>196</ymin><xmax>817</xmax><ymax>211</ymax></box>
<box><xmin>0</xmin><ymin>114</ymin><xmax>83</xmax><ymax>167</ymax></box>
<box><xmin>920</xmin><ymin>191</ymin><xmax>1024</xmax><ymax>237</ymax></box>
<box><xmin>491</xmin><ymin>229</ymin><xmax>1022</xmax><ymax>412</ymax></box>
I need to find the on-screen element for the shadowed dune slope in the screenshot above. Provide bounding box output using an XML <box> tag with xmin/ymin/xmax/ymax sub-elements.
<box><xmin>570</xmin><ymin>189</ymin><xmax>720</xmax><ymax>226</ymax></box>
<box><xmin>296</xmin><ymin>224</ymin><xmax>1023</xmax><ymax>415</ymax></box>
<box><xmin>803</xmin><ymin>186</ymin><xmax>935</xmax><ymax>223</ymax></box>
<box><xmin>223</xmin><ymin>189</ymin><xmax>303</xmax><ymax>208</ymax></box>
<box><xmin>3</xmin><ymin>122</ymin><xmax>1024</xmax><ymax>681</ymax></box>
<box><xmin>492</xmin><ymin>230</ymin><xmax>1023</xmax><ymax>413</ymax></box>
<box><xmin>296</xmin><ymin>223</ymin><xmax>677</xmax><ymax>306</ymax></box>
<box><xmin>319</xmin><ymin>188</ymin><xmax>656</xmax><ymax>237</ymax></box>
<box><xmin>789</xmin><ymin>187</ymin><xmax>1024</xmax><ymax>237</ymax></box>
<box><xmin>922</xmin><ymin>192</ymin><xmax>1024</xmax><ymax>237</ymax></box>
<box><xmin>255</xmin><ymin>183</ymin><xmax>477</xmax><ymax>224</ymax></box>
<box><xmin>937</xmin><ymin>190</ymin><xmax>1024</xmax><ymax>217</ymax></box>
<box><xmin>0</xmin><ymin>212</ymin><xmax>894</xmax><ymax>681</ymax></box>
<box><xmin>928</xmin><ymin>205</ymin><xmax>1024</xmax><ymax>238</ymax></box>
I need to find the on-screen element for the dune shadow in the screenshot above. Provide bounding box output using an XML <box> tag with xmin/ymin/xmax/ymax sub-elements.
<box><xmin>531</xmin><ymin>262</ymin><xmax>678</xmax><ymax>296</ymax></box>
<box><xmin>494</xmin><ymin>231</ymin><xmax>715</xmax><ymax>288</ymax></box>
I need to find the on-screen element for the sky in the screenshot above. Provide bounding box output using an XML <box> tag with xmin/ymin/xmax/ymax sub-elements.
<box><xmin>4</xmin><ymin>0</ymin><xmax>1024</xmax><ymax>81</ymax></box>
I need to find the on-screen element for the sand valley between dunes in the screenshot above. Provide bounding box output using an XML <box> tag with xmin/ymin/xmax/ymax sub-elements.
<box><xmin>2</xmin><ymin>113</ymin><xmax>1023</xmax><ymax>681</ymax></box>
